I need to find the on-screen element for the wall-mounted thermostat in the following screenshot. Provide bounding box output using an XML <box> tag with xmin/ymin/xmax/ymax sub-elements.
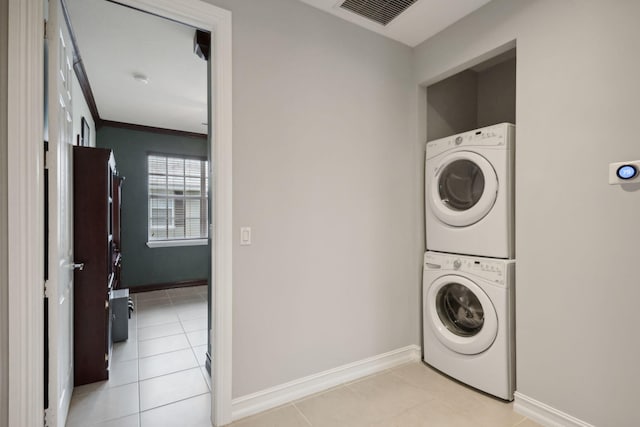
<box><xmin>609</xmin><ymin>160</ymin><xmax>640</xmax><ymax>184</ymax></box>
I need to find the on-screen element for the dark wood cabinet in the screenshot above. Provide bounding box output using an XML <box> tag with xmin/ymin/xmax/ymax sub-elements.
<box><xmin>112</xmin><ymin>176</ymin><xmax>124</xmax><ymax>289</ymax></box>
<box><xmin>73</xmin><ymin>146</ymin><xmax>123</xmax><ymax>386</ymax></box>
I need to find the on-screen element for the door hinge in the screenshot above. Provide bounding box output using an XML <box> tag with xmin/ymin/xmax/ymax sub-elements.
<box><xmin>44</xmin><ymin>140</ymin><xmax>49</xmax><ymax>168</ymax></box>
<box><xmin>43</xmin><ymin>280</ymin><xmax>49</xmax><ymax>298</ymax></box>
<box><xmin>44</xmin><ymin>20</ymin><xmax>47</xmax><ymax>39</ymax></box>
<box><xmin>44</xmin><ymin>408</ymin><xmax>50</xmax><ymax>427</ymax></box>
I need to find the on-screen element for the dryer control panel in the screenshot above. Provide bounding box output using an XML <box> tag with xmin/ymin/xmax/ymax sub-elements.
<box><xmin>426</xmin><ymin>123</ymin><xmax>514</xmax><ymax>160</ymax></box>
<box><xmin>424</xmin><ymin>251</ymin><xmax>513</xmax><ymax>286</ymax></box>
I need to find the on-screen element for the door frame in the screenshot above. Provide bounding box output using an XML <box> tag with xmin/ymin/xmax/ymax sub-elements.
<box><xmin>6</xmin><ymin>0</ymin><xmax>234</xmax><ymax>425</ymax></box>
<box><xmin>7</xmin><ymin>1</ymin><xmax>45</xmax><ymax>426</ymax></box>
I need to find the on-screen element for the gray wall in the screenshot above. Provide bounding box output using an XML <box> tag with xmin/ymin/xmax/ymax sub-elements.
<box><xmin>97</xmin><ymin>126</ymin><xmax>209</xmax><ymax>287</ymax></box>
<box><xmin>477</xmin><ymin>57</ymin><xmax>516</xmax><ymax>128</ymax></box>
<box><xmin>72</xmin><ymin>74</ymin><xmax>96</xmax><ymax>148</ymax></box>
<box><xmin>426</xmin><ymin>57</ymin><xmax>516</xmax><ymax>141</ymax></box>
<box><xmin>415</xmin><ymin>0</ymin><xmax>640</xmax><ymax>425</ymax></box>
<box><xmin>426</xmin><ymin>70</ymin><xmax>478</xmax><ymax>141</ymax></box>
<box><xmin>0</xmin><ymin>0</ymin><xmax>8</xmax><ymax>424</ymax></box>
<box><xmin>205</xmin><ymin>0</ymin><xmax>419</xmax><ymax>398</ymax></box>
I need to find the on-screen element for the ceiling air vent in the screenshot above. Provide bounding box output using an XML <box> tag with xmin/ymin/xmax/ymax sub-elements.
<box><xmin>339</xmin><ymin>0</ymin><xmax>418</xmax><ymax>26</ymax></box>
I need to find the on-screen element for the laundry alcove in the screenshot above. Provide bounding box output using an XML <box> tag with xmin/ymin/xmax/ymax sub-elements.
<box><xmin>426</xmin><ymin>47</ymin><xmax>516</xmax><ymax>141</ymax></box>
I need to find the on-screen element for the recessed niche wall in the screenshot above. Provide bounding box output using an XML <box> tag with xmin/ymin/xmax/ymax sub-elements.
<box><xmin>427</xmin><ymin>49</ymin><xmax>516</xmax><ymax>141</ymax></box>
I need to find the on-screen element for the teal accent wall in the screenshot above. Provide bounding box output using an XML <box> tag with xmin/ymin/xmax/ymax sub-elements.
<box><xmin>97</xmin><ymin>126</ymin><xmax>209</xmax><ymax>288</ymax></box>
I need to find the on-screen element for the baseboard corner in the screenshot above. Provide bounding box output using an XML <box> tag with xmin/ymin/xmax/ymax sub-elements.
<box><xmin>514</xmin><ymin>392</ymin><xmax>595</xmax><ymax>427</ymax></box>
<box><xmin>231</xmin><ymin>344</ymin><xmax>421</xmax><ymax>422</ymax></box>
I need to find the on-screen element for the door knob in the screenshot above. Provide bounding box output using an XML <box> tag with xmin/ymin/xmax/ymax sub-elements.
<box><xmin>72</xmin><ymin>263</ymin><xmax>85</xmax><ymax>271</ymax></box>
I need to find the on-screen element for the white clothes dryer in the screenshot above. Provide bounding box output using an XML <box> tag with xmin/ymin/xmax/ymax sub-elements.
<box><xmin>425</xmin><ymin>123</ymin><xmax>515</xmax><ymax>259</ymax></box>
<box><xmin>422</xmin><ymin>251</ymin><xmax>515</xmax><ymax>401</ymax></box>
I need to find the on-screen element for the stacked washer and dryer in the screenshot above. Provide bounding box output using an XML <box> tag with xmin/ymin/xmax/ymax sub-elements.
<box><xmin>423</xmin><ymin>123</ymin><xmax>516</xmax><ymax>401</ymax></box>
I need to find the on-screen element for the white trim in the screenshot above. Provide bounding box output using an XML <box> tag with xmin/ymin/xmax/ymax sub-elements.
<box><xmin>146</xmin><ymin>239</ymin><xmax>208</xmax><ymax>248</ymax></box>
<box><xmin>113</xmin><ymin>2</ymin><xmax>233</xmax><ymax>425</ymax></box>
<box><xmin>7</xmin><ymin>1</ymin><xmax>45</xmax><ymax>426</ymax></box>
<box><xmin>231</xmin><ymin>345</ymin><xmax>421</xmax><ymax>422</ymax></box>
<box><xmin>0</xmin><ymin>0</ymin><xmax>9</xmax><ymax>423</ymax></box>
<box><xmin>514</xmin><ymin>392</ymin><xmax>596</xmax><ymax>427</ymax></box>
<box><xmin>209</xmin><ymin>7</ymin><xmax>234</xmax><ymax>427</ymax></box>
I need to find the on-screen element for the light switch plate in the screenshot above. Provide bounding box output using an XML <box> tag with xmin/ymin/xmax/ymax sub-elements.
<box><xmin>240</xmin><ymin>227</ymin><xmax>251</xmax><ymax>245</ymax></box>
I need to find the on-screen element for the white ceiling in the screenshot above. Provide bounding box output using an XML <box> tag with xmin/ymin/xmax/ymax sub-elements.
<box><xmin>65</xmin><ymin>0</ymin><xmax>208</xmax><ymax>134</ymax></box>
<box><xmin>299</xmin><ymin>0</ymin><xmax>492</xmax><ymax>47</ymax></box>
<box><xmin>64</xmin><ymin>0</ymin><xmax>490</xmax><ymax>134</ymax></box>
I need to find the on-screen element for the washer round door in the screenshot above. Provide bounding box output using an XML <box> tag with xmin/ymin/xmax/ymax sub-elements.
<box><xmin>426</xmin><ymin>275</ymin><xmax>498</xmax><ymax>355</ymax></box>
<box><xmin>428</xmin><ymin>151</ymin><xmax>498</xmax><ymax>227</ymax></box>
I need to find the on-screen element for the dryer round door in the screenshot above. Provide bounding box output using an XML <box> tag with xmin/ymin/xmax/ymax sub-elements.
<box><xmin>426</xmin><ymin>275</ymin><xmax>498</xmax><ymax>355</ymax></box>
<box><xmin>428</xmin><ymin>151</ymin><xmax>498</xmax><ymax>227</ymax></box>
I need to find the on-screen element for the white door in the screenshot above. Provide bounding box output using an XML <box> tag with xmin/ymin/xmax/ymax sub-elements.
<box><xmin>425</xmin><ymin>275</ymin><xmax>498</xmax><ymax>355</ymax></box>
<box><xmin>46</xmin><ymin>0</ymin><xmax>75</xmax><ymax>425</ymax></box>
<box><xmin>428</xmin><ymin>151</ymin><xmax>498</xmax><ymax>227</ymax></box>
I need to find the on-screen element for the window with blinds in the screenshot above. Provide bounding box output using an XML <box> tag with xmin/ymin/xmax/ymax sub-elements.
<box><xmin>148</xmin><ymin>154</ymin><xmax>208</xmax><ymax>242</ymax></box>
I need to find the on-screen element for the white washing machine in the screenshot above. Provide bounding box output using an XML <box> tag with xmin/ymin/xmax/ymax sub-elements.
<box><xmin>422</xmin><ymin>251</ymin><xmax>515</xmax><ymax>401</ymax></box>
<box><xmin>425</xmin><ymin>123</ymin><xmax>515</xmax><ymax>259</ymax></box>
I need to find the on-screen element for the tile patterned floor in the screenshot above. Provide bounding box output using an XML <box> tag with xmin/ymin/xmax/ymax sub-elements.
<box><xmin>67</xmin><ymin>285</ymin><xmax>541</xmax><ymax>427</ymax></box>
<box><xmin>66</xmin><ymin>286</ymin><xmax>211</xmax><ymax>427</ymax></box>
<box><xmin>229</xmin><ymin>363</ymin><xmax>542</xmax><ymax>427</ymax></box>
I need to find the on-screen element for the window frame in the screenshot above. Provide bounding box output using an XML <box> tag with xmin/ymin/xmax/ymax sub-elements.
<box><xmin>146</xmin><ymin>152</ymin><xmax>209</xmax><ymax>248</ymax></box>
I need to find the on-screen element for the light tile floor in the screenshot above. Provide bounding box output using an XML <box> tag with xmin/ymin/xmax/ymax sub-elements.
<box><xmin>229</xmin><ymin>363</ymin><xmax>542</xmax><ymax>427</ymax></box>
<box><xmin>67</xmin><ymin>285</ymin><xmax>542</xmax><ymax>427</ymax></box>
<box><xmin>66</xmin><ymin>286</ymin><xmax>211</xmax><ymax>427</ymax></box>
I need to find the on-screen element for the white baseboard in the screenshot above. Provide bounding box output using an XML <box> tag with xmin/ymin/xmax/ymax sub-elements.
<box><xmin>231</xmin><ymin>345</ymin><xmax>421</xmax><ymax>422</ymax></box>
<box><xmin>514</xmin><ymin>392</ymin><xmax>595</xmax><ymax>427</ymax></box>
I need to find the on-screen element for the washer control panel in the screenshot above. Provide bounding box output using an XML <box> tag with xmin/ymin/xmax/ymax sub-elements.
<box><xmin>424</xmin><ymin>251</ymin><xmax>511</xmax><ymax>286</ymax></box>
<box><xmin>426</xmin><ymin>123</ymin><xmax>514</xmax><ymax>160</ymax></box>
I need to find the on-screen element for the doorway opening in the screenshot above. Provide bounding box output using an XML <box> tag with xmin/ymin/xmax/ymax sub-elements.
<box><xmin>60</xmin><ymin>0</ymin><xmax>210</xmax><ymax>423</ymax></box>
<box><xmin>3</xmin><ymin>0</ymin><xmax>231</xmax><ymax>425</ymax></box>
